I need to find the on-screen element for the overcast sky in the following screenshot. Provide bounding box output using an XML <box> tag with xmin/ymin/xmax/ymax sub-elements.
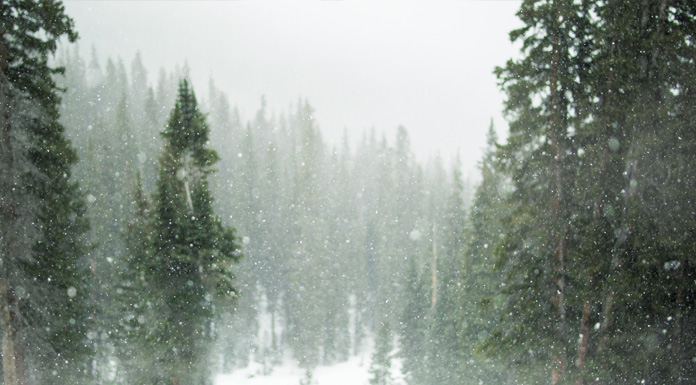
<box><xmin>63</xmin><ymin>0</ymin><xmax>522</xmax><ymax>175</ymax></box>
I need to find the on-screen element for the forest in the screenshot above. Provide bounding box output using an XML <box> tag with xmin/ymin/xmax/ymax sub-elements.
<box><xmin>1</xmin><ymin>1</ymin><xmax>695</xmax><ymax>385</ymax></box>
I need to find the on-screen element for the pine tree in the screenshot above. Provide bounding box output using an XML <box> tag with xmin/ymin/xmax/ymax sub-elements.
<box><xmin>484</xmin><ymin>1</ymin><xmax>696</xmax><ymax>384</ymax></box>
<box><xmin>425</xmin><ymin>156</ymin><xmax>467</xmax><ymax>385</ymax></box>
<box><xmin>576</xmin><ymin>2</ymin><xmax>696</xmax><ymax>383</ymax></box>
<box><xmin>463</xmin><ymin>123</ymin><xmax>511</xmax><ymax>384</ymax></box>
<box><xmin>399</xmin><ymin>259</ymin><xmax>429</xmax><ymax>385</ymax></box>
<box><xmin>0</xmin><ymin>1</ymin><xmax>93</xmax><ymax>384</ymax></box>
<box><xmin>299</xmin><ymin>368</ymin><xmax>316</xmax><ymax>385</ymax></box>
<box><xmin>484</xmin><ymin>1</ymin><xmax>593</xmax><ymax>383</ymax></box>
<box><xmin>369</xmin><ymin>320</ymin><xmax>393</xmax><ymax>385</ymax></box>
<box><xmin>118</xmin><ymin>79</ymin><xmax>242</xmax><ymax>385</ymax></box>
<box><xmin>113</xmin><ymin>174</ymin><xmax>154</xmax><ymax>384</ymax></box>
<box><xmin>284</xmin><ymin>99</ymin><xmax>329</xmax><ymax>369</ymax></box>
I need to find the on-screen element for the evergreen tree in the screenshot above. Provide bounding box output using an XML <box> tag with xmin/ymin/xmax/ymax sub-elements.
<box><xmin>369</xmin><ymin>320</ymin><xmax>393</xmax><ymax>385</ymax></box>
<box><xmin>484</xmin><ymin>1</ymin><xmax>593</xmax><ymax>383</ymax></box>
<box><xmin>118</xmin><ymin>80</ymin><xmax>241</xmax><ymax>385</ymax></box>
<box><xmin>0</xmin><ymin>1</ymin><xmax>93</xmax><ymax>384</ymax></box>
<box><xmin>113</xmin><ymin>175</ymin><xmax>154</xmax><ymax>384</ymax></box>
<box><xmin>299</xmin><ymin>368</ymin><xmax>316</xmax><ymax>385</ymax></box>
<box><xmin>463</xmin><ymin>123</ymin><xmax>511</xmax><ymax>384</ymax></box>
<box><xmin>399</xmin><ymin>258</ymin><xmax>429</xmax><ymax>385</ymax></box>
<box><xmin>483</xmin><ymin>1</ymin><xmax>696</xmax><ymax>384</ymax></box>
<box><xmin>426</xmin><ymin>157</ymin><xmax>467</xmax><ymax>385</ymax></box>
<box><xmin>576</xmin><ymin>2</ymin><xmax>696</xmax><ymax>383</ymax></box>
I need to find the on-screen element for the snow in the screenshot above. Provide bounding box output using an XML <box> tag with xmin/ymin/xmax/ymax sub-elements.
<box><xmin>218</xmin><ymin>290</ymin><xmax>405</xmax><ymax>385</ymax></box>
<box><xmin>215</xmin><ymin>344</ymin><xmax>405</xmax><ymax>385</ymax></box>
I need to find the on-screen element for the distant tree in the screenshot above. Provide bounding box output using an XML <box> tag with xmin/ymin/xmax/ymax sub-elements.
<box><xmin>399</xmin><ymin>258</ymin><xmax>429</xmax><ymax>385</ymax></box>
<box><xmin>0</xmin><ymin>1</ymin><xmax>93</xmax><ymax>385</ymax></box>
<box><xmin>461</xmin><ymin>123</ymin><xmax>511</xmax><ymax>384</ymax></box>
<box><xmin>369</xmin><ymin>320</ymin><xmax>393</xmax><ymax>385</ymax></box>
<box><xmin>426</xmin><ymin>156</ymin><xmax>468</xmax><ymax>385</ymax></box>
<box><xmin>298</xmin><ymin>368</ymin><xmax>316</xmax><ymax>385</ymax></box>
<box><xmin>283</xmin><ymin>99</ymin><xmax>329</xmax><ymax>369</ymax></box>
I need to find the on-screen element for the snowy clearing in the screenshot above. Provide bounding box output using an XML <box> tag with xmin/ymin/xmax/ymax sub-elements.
<box><xmin>216</xmin><ymin>351</ymin><xmax>405</xmax><ymax>385</ymax></box>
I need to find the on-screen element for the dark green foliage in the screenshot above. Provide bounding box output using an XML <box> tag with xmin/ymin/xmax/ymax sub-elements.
<box><xmin>116</xmin><ymin>80</ymin><xmax>241</xmax><ymax>385</ymax></box>
<box><xmin>577</xmin><ymin>2</ymin><xmax>696</xmax><ymax>383</ymax></box>
<box><xmin>55</xmin><ymin>44</ymin><xmax>166</xmax><ymax>384</ymax></box>
<box><xmin>39</xmin><ymin>3</ymin><xmax>695</xmax><ymax>382</ymax></box>
<box><xmin>112</xmin><ymin>175</ymin><xmax>154</xmax><ymax>384</ymax></box>
<box><xmin>460</xmin><ymin>124</ymin><xmax>511</xmax><ymax>385</ymax></box>
<box><xmin>57</xmin><ymin>49</ymin><xmax>446</xmax><ymax>374</ymax></box>
<box><xmin>35</xmin><ymin>5</ymin><xmax>696</xmax><ymax>385</ymax></box>
<box><xmin>0</xmin><ymin>1</ymin><xmax>93</xmax><ymax>384</ymax></box>
<box><xmin>480</xmin><ymin>1</ymin><xmax>696</xmax><ymax>384</ymax></box>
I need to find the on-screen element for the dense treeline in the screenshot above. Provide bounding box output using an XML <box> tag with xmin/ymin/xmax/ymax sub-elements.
<box><xmin>475</xmin><ymin>1</ymin><xmax>696</xmax><ymax>384</ymax></box>
<box><xmin>54</xmin><ymin>42</ymin><xmax>475</xmax><ymax>382</ymax></box>
<box><xmin>1</xmin><ymin>1</ymin><xmax>695</xmax><ymax>385</ymax></box>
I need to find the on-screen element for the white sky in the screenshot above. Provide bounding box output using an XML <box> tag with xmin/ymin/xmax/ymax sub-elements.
<box><xmin>63</xmin><ymin>0</ymin><xmax>522</xmax><ymax>174</ymax></box>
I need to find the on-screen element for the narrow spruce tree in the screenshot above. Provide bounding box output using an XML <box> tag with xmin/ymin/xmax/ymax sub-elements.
<box><xmin>370</xmin><ymin>318</ymin><xmax>393</xmax><ymax>385</ymax></box>
<box><xmin>485</xmin><ymin>1</ymin><xmax>593</xmax><ymax>383</ymax></box>
<box><xmin>369</xmin><ymin>320</ymin><xmax>393</xmax><ymax>385</ymax></box>
<box><xmin>427</xmin><ymin>158</ymin><xmax>471</xmax><ymax>385</ymax></box>
<box><xmin>464</xmin><ymin>124</ymin><xmax>511</xmax><ymax>384</ymax></box>
<box><xmin>0</xmin><ymin>1</ymin><xmax>93</xmax><ymax>385</ymax></box>
<box><xmin>118</xmin><ymin>80</ymin><xmax>241</xmax><ymax>385</ymax></box>
<box><xmin>114</xmin><ymin>174</ymin><xmax>154</xmax><ymax>384</ymax></box>
<box><xmin>399</xmin><ymin>258</ymin><xmax>429</xmax><ymax>385</ymax></box>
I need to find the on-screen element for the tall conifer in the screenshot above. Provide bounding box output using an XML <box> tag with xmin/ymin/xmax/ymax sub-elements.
<box><xmin>119</xmin><ymin>80</ymin><xmax>241</xmax><ymax>385</ymax></box>
<box><xmin>0</xmin><ymin>1</ymin><xmax>92</xmax><ymax>384</ymax></box>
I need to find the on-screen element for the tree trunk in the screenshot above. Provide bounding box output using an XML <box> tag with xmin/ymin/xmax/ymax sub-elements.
<box><xmin>1</xmin><ymin>30</ymin><xmax>27</xmax><ymax>385</ymax></box>
<box><xmin>672</xmin><ymin>256</ymin><xmax>686</xmax><ymax>384</ymax></box>
<box><xmin>1</xmin><ymin>281</ymin><xmax>26</xmax><ymax>385</ymax></box>
<box><xmin>549</xmin><ymin>1</ymin><xmax>568</xmax><ymax>382</ymax></box>
<box><xmin>431</xmin><ymin>223</ymin><xmax>437</xmax><ymax>309</ymax></box>
<box><xmin>271</xmin><ymin>310</ymin><xmax>276</xmax><ymax>350</ymax></box>
<box><xmin>575</xmin><ymin>298</ymin><xmax>592</xmax><ymax>385</ymax></box>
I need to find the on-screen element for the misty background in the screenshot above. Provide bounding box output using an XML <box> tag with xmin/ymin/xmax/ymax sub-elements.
<box><xmin>5</xmin><ymin>1</ymin><xmax>693</xmax><ymax>385</ymax></box>
<box><xmin>64</xmin><ymin>0</ymin><xmax>522</xmax><ymax>171</ymax></box>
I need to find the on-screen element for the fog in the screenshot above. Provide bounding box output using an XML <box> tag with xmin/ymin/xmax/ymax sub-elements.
<box><xmin>5</xmin><ymin>1</ymin><xmax>693</xmax><ymax>385</ymax></box>
<box><xmin>64</xmin><ymin>0</ymin><xmax>521</xmax><ymax>170</ymax></box>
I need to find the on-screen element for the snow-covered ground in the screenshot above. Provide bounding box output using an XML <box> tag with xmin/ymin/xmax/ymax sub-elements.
<box><xmin>216</xmin><ymin>292</ymin><xmax>405</xmax><ymax>385</ymax></box>
<box><xmin>215</xmin><ymin>349</ymin><xmax>404</xmax><ymax>385</ymax></box>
